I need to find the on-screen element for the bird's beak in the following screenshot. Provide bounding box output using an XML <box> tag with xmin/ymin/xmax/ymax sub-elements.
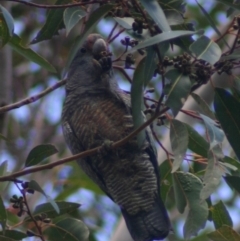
<box><xmin>92</xmin><ymin>38</ymin><xmax>108</xmax><ymax>59</ymax></box>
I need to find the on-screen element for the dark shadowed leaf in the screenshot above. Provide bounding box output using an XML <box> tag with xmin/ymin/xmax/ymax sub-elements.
<box><xmin>25</xmin><ymin>144</ymin><xmax>58</xmax><ymax>167</ymax></box>
<box><xmin>0</xmin><ymin>236</ymin><xmax>15</xmax><ymax>241</ymax></box>
<box><xmin>200</xmin><ymin>114</ymin><xmax>224</xmax><ymax>150</ymax></box>
<box><xmin>214</xmin><ymin>88</ymin><xmax>240</xmax><ymax>161</ymax></box>
<box><xmin>28</xmin><ymin>180</ymin><xmax>59</xmax><ymax>214</ymax></box>
<box><xmin>211</xmin><ymin>201</ymin><xmax>233</xmax><ymax>229</ymax></box>
<box><xmin>64</xmin><ymin>7</ymin><xmax>86</xmax><ymax>36</ymax></box>
<box><xmin>200</xmin><ymin>151</ymin><xmax>225</xmax><ymax>200</ymax></box>
<box><xmin>184</xmin><ymin>124</ymin><xmax>209</xmax><ymax>157</ymax></box>
<box><xmin>131</xmin><ymin>57</ymin><xmax>146</xmax><ymax>146</ymax></box>
<box><xmin>31</xmin><ymin>0</ymin><xmax>68</xmax><ymax>44</ymax></box>
<box><xmin>189</xmin><ymin>36</ymin><xmax>221</xmax><ymax>65</ymax></box>
<box><xmin>44</xmin><ymin>217</ymin><xmax>89</xmax><ymax>241</ymax></box>
<box><xmin>173</xmin><ymin>172</ymin><xmax>208</xmax><ymax>239</ymax></box>
<box><xmin>224</xmin><ymin>176</ymin><xmax>240</xmax><ymax>193</ymax></box>
<box><xmin>222</xmin><ymin>156</ymin><xmax>240</xmax><ymax>170</ymax></box>
<box><xmin>207</xmin><ymin>225</ymin><xmax>240</xmax><ymax>241</ymax></box>
<box><xmin>170</xmin><ymin>120</ymin><xmax>188</xmax><ymax>172</ymax></box>
<box><xmin>0</xmin><ymin>5</ymin><xmax>14</xmax><ymax>47</ymax></box>
<box><xmin>159</xmin><ymin>160</ymin><xmax>172</xmax><ymax>202</ymax></box>
<box><xmin>0</xmin><ymin>230</ymin><xmax>27</xmax><ymax>240</ymax></box>
<box><xmin>0</xmin><ymin>196</ymin><xmax>6</xmax><ymax>232</ymax></box>
<box><xmin>65</xmin><ymin>4</ymin><xmax>114</xmax><ymax>73</ymax></box>
<box><xmin>130</xmin><ymin>30</ymin><xmax>196</xmax><ymax>52</ymax></box>
<box><xmin>8</xmin><ymin>34</ymin><xmax>56</xmax><ymax>73</ymax></box>
<box><xmin>164</xmin><ymin>69</ymin><xmax>192</xmax><ymax>115</ymax></box>
<box><xmin>0</xmin><ymin>133</ymin><xmax>8</xmax><ymax>141</ymax></box>
<box><xmin>140</xmin><ymin>0</ymin><xmax>171</xmax><ymax>32</ymax></box>
<box><xmin>33</xmin><ymin>201</ymin><xmax>81</xmax><ymax>219</ymax></box>
<box><xmin>143</xmin><ymin>47</ymin><xmax>157</xmax><ymax>87</ymax></box>
<box><xmin>216</xmin><ymin>0</ymin><xmax>240</xmax><ymax>11</ymax></box>
<box><xmin>191</xmin><ymin>93</ymin><xmax>215</xmax><ymax>119</ymax></box>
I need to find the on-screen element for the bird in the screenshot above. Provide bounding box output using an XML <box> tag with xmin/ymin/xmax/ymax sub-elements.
<box><xmin>61</xmin><ymin>33</ymin><xmax>171</xmax><ymax>241</ymax></box>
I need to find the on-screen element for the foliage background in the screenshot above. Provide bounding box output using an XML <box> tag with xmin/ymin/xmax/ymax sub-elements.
<box><xmin>0</xmin><ymin>0</ymin><xmax>240</xmax><ymax>241</ymax></box>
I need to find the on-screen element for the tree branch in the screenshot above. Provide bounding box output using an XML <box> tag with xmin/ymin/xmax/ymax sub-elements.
<box><xmin>0</xmin><ymin>107</ymin><xmax>169</xmax><ymax>182</ymax></box>
<box><xmin>0</xmin><ymin>79</ymin><xmax>66</xmax><ymax>114</ymax></box>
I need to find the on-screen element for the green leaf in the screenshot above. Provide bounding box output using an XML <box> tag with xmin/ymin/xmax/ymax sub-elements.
<box><xmin>44</xmin><ymin>217</ymin><xmax>89</xmax><ymax>241</ymax></box>
<box><xmin>0</xmin><ymin>5</ymin><xmax>14</xmax><ymax>47</ymax></box>
<box><xmin>224</xmin><ymin>176</ymin><xmax>240</xmax><ymax>193</ymax></box>
<box><xmin>200</xmin><ymin>114</ymin><xmax>224</xmax><ymax>150</ymax></box>
<box><xmin>65</xmin><ymin>4</ymin><xmax>114</xmax><ymax>73</ymax></box>
<box><xmin>0</xmin><ymin>236</ymin><xmax>16</xmax><ymax>241</ymax></box>
<box><xmin>31</xmin><ymin>0</ymin><xmax>68</xmax><ymax>44</ymax></box>
<box><xmin>25</xmin><ymin>144</ymin><xmax>58</xmax><ymax>167</ymax></box>
<box><xmin>28</xmin><ymin>180</ymin><xmax>60</xmax><ymax>214</ymax></box>
<box><xmin>191</xmin><ymin>93</ymin><xmax>215</xmax><ymax>119</ymax></box>
<box><xmin>173</xmin><ymin>172</ymin><xmax>208</xmax><ymax>239</ymax></box>
<box><xmin>0</xmin><ymin>161</ymin><xmax>9</xmax><ymax>192</ymax></box>
<box><xmin>143</xmin><ymin>47</ymin><xmax>157</xmax><ymax>87</ymax></box>
<box><xmin>0</xmin><ymin>230</ymin><xmax>27</xmax><ymax>240</ymax></box>
<box><xmin>159</xmin><ymin>160</ymin><xmax>172</xmax><ymax>202</ymax></box>
<box><xmin>131</xmin><ymin>57</ymin><xmax>146</xmax><ymax>146</ymax></box>
<box><xmin>185</xmin><ymin>124</ymin><xmax>209</xmax><ymax>157</ymax></box>
<box><xmin>189</xmin><ymin>36</ymin><xmax>222</xmax><ymax>65</ymax></box>
<box><xmin>130</xmin><ymin>30</ymin><xmax>196</xmax><ymax>52</ymax></box>
<box><xmin>0</xmin><ymin>196</ymin><xmax>7</xmax><ymax>232</ymax></box>
<box><xmin>64</xmin><ymin>7</ymin><xmax>86</xmax><ymax>36</ymax></box>
<box><xmin>215</xmin><ymin>0</ymin><xmax>240</xmax><ymax>11</ymax></box>
<box><xmin>200</xmin><ymin>151</ymin><xmax>225</xmax><ymax>200</ymax></box>
<box><xmin>114</xmin><ymin>17</ymin><xmax>132</xmax><ymax>29</ymax></box>
<box><xmin>164</xmin><ymin>69</ymin><xmax>192</xmax><ymax>115</ymax></box>
<box><xmin>170</xmin><ymin>120</ymin><xmax>188</xmax><ymax>172</ymax></box>
<box><xmin>140</xmin><ymin>0</ymin><xmax>171</xmax><ymax>32</ymax></box>
<box><xmin>8</xmin><ymin>34</ymin><xmax>56</xmax><ymax>73</ymax></box>
<box><xmin>207</xmin><ymin>225</ymin><xmax>240</xmax><ymax>241</ymax></box>
<box><xmin>33</xmin><ymin>201</ymin><xmax>81</xmax><ymax>219</ymax></box>
<box><xmin>0</xmin><ymin>133</ymin><xmax>8</xmax><ymax>141</ymax></box>
<box><xmin>214</xmin><ymin>88</ymin><xmax>240</xmax><ymax>160</ymax></box>
<box><xmin>211</xmin><ymin>201</ymin><xmax>233</xmax><ymax>229</ymax></box>
<box><xmin>223</xmin><ymin>156</ymin><xmax>240</xmax><ymax>171</ymax></box>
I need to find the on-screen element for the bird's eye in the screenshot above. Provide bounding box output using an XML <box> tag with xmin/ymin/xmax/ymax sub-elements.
<box><xmin>80</xmin><ymin>47</ymin><xmax>86</xmax><ymax>53</ymax></box>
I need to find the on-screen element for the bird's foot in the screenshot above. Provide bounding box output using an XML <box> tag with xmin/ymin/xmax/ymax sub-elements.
<box><xmin>98</xmin><ymin>139</ymin><xmax>114</xmax><ymax>156</ymax></box>
<box><xmin>98</xmin><ymin>52</ymin><xmax>112</xmax><ymax>71</ymax></box>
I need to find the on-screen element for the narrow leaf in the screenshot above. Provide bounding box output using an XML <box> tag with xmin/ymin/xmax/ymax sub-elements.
<box><xmin>211</xmin><ymin>201</ymin><xmax>233</xmax><ymax>229</ymax></box>
<box><xmin>28</xmin><ymin>180</ymin><xmax>59</xmax><ymax>214</ymax></box>
<box><xmin>0</xmin><ymin>196</ymin><xmax>7</xmax><ymax>232</ymax></box>
<box><xmin>0</xmin><ymin>230</ymin><xmax>27</xmax><ymax>240</ymax></box>
<box><xmin>31</xmin><ymin>0</ymin><xmax>68</xmax><ymax>44</ymax></box>
<box><xmin>25</xmin><ymin>144</ymin><xmax>58</xmax><ymax>167</ymax></box>
<box><xmin>191</xmin><ymin>93</ymin><xmax>215</xmax><ymax>119</ymax></box>
<box><xmin>214</xmin><ymin>88</ymin><xmax>240</xmax><ymax>160</ymax></box>
<box><xmin>0</xmin><ymin>161</ymin><xmax>9</xmax><ymax>192</ymax></box>
<box><xmin>44</xmin><ymin>217</ymin><xmax>89</xmax><ymax>241</ymax></box>
<box><xmin>131</xmin><ymin>57</ymin><xmax>146</xmax><ymax>146</ymax></box>
<box><xmin>164</xmin><ymin>69</ymin><xmax>192</xmax><ymax>115</ymax></box>
<box><xmin>114</xmin><ymin>17</ymin><xmax>132</xmax><ymax>29</ymax></box>
<box><xmin>8</xmin><ymin>34</ymin><xmax>57</xmax><ymax>73</ymax></box>
<box><xmin>170</xmin><ymin>120</ymin><xmax>188</xmax><ymax>172</ymax></box>
<box><xmin>0</xmin><ymin>5</ymin><xmax>14</xmax><ymax>35</ymax></box>
<box><xmin>224</xmin><ymin>176</ymin><xmax>240</xmax><ymax>193</ymax></box>
<box><xmin>190</xmin><ymin>36</ymin><xmax>222</xmax><ymax>65</ymax></box>
<box><xmin>65</xmin><ymin>4</ymin><xmax>114</xmax><ymax>73</ymax></box>
<box><xmin>185</xmin><ymin>124</ymin><xmax>209</xmax><ymax>157</ymax></box>
<box><xmin>207</xmin><ymin>225</ymin><xmax>240</xmax><ymax>241</ymax></box>
<box><xmin>130</xmin><ymin>30</ymin><xmax>196</xmax><ymax>52</ymax></box>
<box><xmin>140</xmin><ymin>0</ymin><xmax>171</xmax><ymax>32</ymax></box>
<box><xmin>64</xmin><ymin>7</ymin><xmax>86</xmax><ymax>36</ymax></box>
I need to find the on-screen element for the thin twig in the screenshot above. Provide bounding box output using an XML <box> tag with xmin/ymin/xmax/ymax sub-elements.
<box><xmin>0</xmin><ymin>79</ymin><xmax>66</xmax><ymax>114</ymax></box>
<box><xmin>0</xmin><ymin>107</ymin><xmax>169</xmax><ymax>182</ymax></box>
<box><xmin>0</xmin><ymin>0</ymin><xmax>105</xmax><ymax>8</ymax></box>
<box><xmin>15</xmin><ymin>183</ymin><xmax>45</xmax><ymax>241</ymax></box>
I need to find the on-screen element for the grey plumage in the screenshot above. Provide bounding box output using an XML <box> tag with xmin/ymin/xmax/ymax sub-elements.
<box><xmin>61</xmin><ymin>34</ymin><xmax>171</xmax><ymax>241</ymax></box>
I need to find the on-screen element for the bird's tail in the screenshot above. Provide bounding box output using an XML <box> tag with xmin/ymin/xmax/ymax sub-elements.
<box><xmin>121</xmin><ymin>196</ymin><xmax>170</xmax><ymax>241</ymax></box>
